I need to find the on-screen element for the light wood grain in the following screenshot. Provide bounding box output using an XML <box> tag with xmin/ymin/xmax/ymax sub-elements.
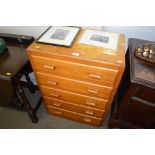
<box><xmin>28</xmin><ymin>29</ymin><xmax>125</xmax><ymax>66</ymax></box>
<box><xmin>46</xmin><ymin>105</ymin><xmax>103</xmax><ymax>126</ymax></box>
<box><xmin>36</xmin><ymin>72</ymin><xmax>113</xmax><ymax>99</ymax></box>
<box><xmin>27</xmin><ymin>28</ymin><xmax>125</xmax><ymax>126</ymax></box>
<box><xmin>30</xmin><ymin>55</ymin><xmax>118</xmax><ymax>86</ymax></box>
<box><xmin>41</xmin><ymin>86</ymin><xmax>108</xmax><ymax>110</ymax></box>
<box><xmin>45</xmin><ymin>97</ymin><xmax>105</xmax><ymax>118</ymax></box>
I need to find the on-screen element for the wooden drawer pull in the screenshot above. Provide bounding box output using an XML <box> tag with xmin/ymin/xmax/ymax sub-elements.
<box><xmin>47</xmin><ymin>81</ymin><xmax>58</xmax><ymax>86</ymax></box>
<box><xmin>43</xmin><ymin>65</ymin><xmax>56</xmax><ymax>70</ymax></box>
<box><xmin>50</xmin><ymin>93</ymin><xmax>60</xmax><ymax>98</ymax></box>
<box><xmin>88</xmin><ymin>89</ymin><xmax>98</xmax><ymax>95</ymax></box>
<box><xmin>52</xmin><ymin>102</ymin><xmax>61</xmax><ymax>107</ymax></box>
<box><xmin>85</xmin><ymin>102</ymin><xmax>96</xmax><ymax>107</ymax></box>
<box><xmin>84</xmin><ymin>118</ymin><xmax>92</xmax><ymax>123</ymax></box>
<box><xmin>85</xmin><ymin>110</ymin><xmax>94</xmax><ymax>116</ymax></box>
<box><xmin>53</xmin><ymin>111</ymin><xmax>62</xmax><ymax>115</ymax></box>
<box><xmin>88</xmin><ymin>73</ymin><xmax>102</xmax><ymax>79</ymax></box>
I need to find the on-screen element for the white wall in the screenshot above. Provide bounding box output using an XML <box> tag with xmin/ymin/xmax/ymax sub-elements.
<box><xmin>103</xmin><ymin>26</ymin><xmax>155</xmax><ymax>46</ymax></box>
<box><xmin>0</xmin><ymin>26</ymin><xmax>155</xmax><ymax>47</ymax></box>
<box><xmin>0</xmin><ymin>26</ymin><xmax>48</xmax><ymax>38</ymax></box>
<box><xmin>0</xmin><ymin>26</ymin><xmax>102</xmax><ymax>38</ymax></box>
<box><xmin>0</xmin><ymin>26</ymin><xmax>155</xmax><ymax>44</ymax></box>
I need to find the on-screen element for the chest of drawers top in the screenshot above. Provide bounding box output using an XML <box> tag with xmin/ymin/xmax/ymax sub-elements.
<box><xmin>27</xmin><ymin>29</ymin><xmax>125</xmax><ymax>68</ymax></box>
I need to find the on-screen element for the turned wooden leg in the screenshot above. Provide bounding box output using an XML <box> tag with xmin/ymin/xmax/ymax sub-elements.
<box><xmin>14</xmin><ymin>75</ymin><xmax>38</xmax><ymax>123</ymax></box>
<box><xmin>25</xmin><ymin>73</ymin><xmax>35</xmax><ymax>93</ymax></box>
<box><xmin>12</xmin><ymin>95</ymin><xmax>23</xmax><ymax>110</ymax></box>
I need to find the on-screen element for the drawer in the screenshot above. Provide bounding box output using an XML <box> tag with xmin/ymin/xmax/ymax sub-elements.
<box><xmin>31</xmin><ymin>55</ymin><xmax>118</xmax><ymax>86</ymax></box>
<box><xmin>41</xmin><ymin>86</ymin><xmax>108</xmax><ymax>110</ymax></box>
<box><xmin>135</xmin><ymin>86</ymin><xmax>155</xmax><ymax>104</ymax></box>
<box><xmin>121</xmin><ymin>98</ymin><xmax>155</xmax><ymax>128</ymax></box>
<box><xmin>46</xmin><ymin>106</ymin><xmax>103</xmax><ymax>126</ymax></box>
<box><xmin>44</xmin><ymin>97</ymin><xmax>105</xmax><ymax>118</ymax></box>
<box><xmin>37</xmin><ymin>72</ymin><xmax>113</xmax><ymax>99</ymax></box>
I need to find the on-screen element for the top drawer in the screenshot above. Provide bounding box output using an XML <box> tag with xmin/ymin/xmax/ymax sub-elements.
<box><xmin>31</xmin><ymin>55</ymin><xmax>118</xmax><ymax>86</ymax></box>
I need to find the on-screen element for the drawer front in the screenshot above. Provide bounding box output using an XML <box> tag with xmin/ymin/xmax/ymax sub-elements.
<box><xmin>46</xmin><ymin>106</ymin><xmax>103</xmax><ymax>126</ymax></box>
<box><xmin>44</xmin><ymin>97</ymin><xmax>105</xmax><ymax>118</ymax></box>
<box><xmin>135</xmin><ymin>87</ymin><xmax>155</xmax><ymax>104</ymax></box>
<box><xmin>41</xmin><ymin>86</ymin><xmax>108</xmax><ymax>110</ymax></box>
<box><xmin>37</xmin><ymin>72</ymin><xmax>113</xmax><ymax>99</ymax></box>
<box><xmin>121</xmin><ymin>98</ymin><xmax>155</xmax><ymax>128</ymax></box>
<box><xmin>31</xmin><ymin>55</ymin><xmax>118</xmax><ymax>86</ymax></box>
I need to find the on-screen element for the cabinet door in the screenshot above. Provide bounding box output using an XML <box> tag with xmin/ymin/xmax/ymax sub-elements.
<box><xmin>121</xmin><ymin>98</ymin><xmax>155</xmax><ymax>128</ymax></box>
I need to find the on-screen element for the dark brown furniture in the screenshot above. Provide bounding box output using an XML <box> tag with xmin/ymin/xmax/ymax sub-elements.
<box><xmin>0</xmin><ymin>34</ymin><xmax>42</xmax><ymax>123</ymax></box>
<box><xmin>109</xmin><ymin>38</ymin><xmax>155</xmax><ymax>129</ymax></box>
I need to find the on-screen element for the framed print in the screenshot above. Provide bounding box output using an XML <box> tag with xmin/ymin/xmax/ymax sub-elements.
<box><xmin>79</xmin><ymin>29</ymin><xmax>119</xmax><ymax>50</ymax></box>
<box><xmin>37</xmin><ymin>26</ymin><xmax>81</xmax><ymax>47</ymax></box>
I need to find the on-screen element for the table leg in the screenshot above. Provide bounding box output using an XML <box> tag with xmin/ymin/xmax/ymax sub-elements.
<box><xmin>14</xmin><ymin>75</ymin><xmax>38</xmax><ymax>123</ymax></box>
<box><xmin>25</xmin><ymin>73</ymin><xmax>35</xmax><ymax>93</ymax></box>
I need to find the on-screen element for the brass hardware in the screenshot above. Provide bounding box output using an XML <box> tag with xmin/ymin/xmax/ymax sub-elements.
<box><xmin>50</xmin><ymin>93</ymin><xmax>60</xmax><ymax>98</ymax></box>
<box><xmin>88</xmin><ymin>73</ymin><xmax>102</xmax><ymax>79</ymax></box>
<box><xmin>88</xmin><ymin>89</ymin><xmax>98</xmax><ymax>95</ymax></box>
<box><xmin>6</xmin><ymin>72</ymin><xmax>12</xmax><ymax>76</ymax></box>
<box><xmin>117</xmin><ymin>60</ymin><xmax>123</xmax><ymax>63</ymax></box>
<box><xmin>85</xmin><ymin>101</ymin><xmax>96</xmax><ymax>107</ymax></box>
<box><xmin>137</xmin><ymin>47</ymin><xmax>143</xmax><ymax>53</ymax></box>
<box><xmin>84</xmin><ymin>118</ymin><xmax>92</xmax><ymax>123</ymax></box>
<box><xmin>43</xmin><ymin>65</ymin><xmax>56</xmax><ymax>70</ymax></box>
<box><xmin>53</xmin><ymin>111</ymin><xmax>62</xmax><ymax>115</ymax></box>
<box><xmin>85</xmin><ymin>110</ymin><xmax>94</xmax><ymax>116</ymax></box>
<box><xmin>47</xmin><ymin>81</ymin><xmax>58</xmax><ymax>86</ymax></box>
<box><xmin>52</xmin><ymin>102</ymin><xmax>61</xmax><ymax>107</ymax></box>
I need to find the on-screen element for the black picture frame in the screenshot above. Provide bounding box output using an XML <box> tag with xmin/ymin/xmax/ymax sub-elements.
<box><xmin>36</xmin><ymin>26</ymin><xmax>81</xmax><ymax>48</ymax></box>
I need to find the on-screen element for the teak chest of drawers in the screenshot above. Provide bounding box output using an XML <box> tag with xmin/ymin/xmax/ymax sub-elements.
<box><xmin>27</xmin><ymin>29</ymin><xmax>125</xmax><ymax>126</ymax></box>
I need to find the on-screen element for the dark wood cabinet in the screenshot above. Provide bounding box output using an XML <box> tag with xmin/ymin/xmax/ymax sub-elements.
<box><xmin>109</xmin><ymin>38</ymin><xmax>155</xmax><ymax>129</ymax></box>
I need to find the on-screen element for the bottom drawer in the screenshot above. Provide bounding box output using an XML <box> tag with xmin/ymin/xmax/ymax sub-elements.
<box><xmin>44</xmin><ymin>97</ymin><xmax>105</xmax><ymax>118</ymax></box>
<box><xmin>47</xmin><ymin>105</ymin><xmax>103</xmax><ymax>126</ymax></box>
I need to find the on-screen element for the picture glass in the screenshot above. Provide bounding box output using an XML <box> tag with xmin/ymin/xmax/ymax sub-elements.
<box><xmin>90</xmin><ymin>35</ymin><xmax>109</xmax><ymax>43</ymax></box>
<box><xmin>50</xmin><ymin>29</ymin><xmax>70</xmax><ymax>40</ymax></box>
<box><xmin>79</xmin><ymin>29</ymin><xmax>119</xmax><ymax>50</ymax></box>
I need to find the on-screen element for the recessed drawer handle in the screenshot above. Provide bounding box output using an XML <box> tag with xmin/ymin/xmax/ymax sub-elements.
<box><xmin>50</xmin><ymin>93</ymin><xmax>60</xmax><ymax>98</ymax></box>
<box><xmin>88</xmin><ymin>73</ymin><xmax>102</xmax><ymax>79</ymax></box>
<box><xmin>84</xmin><ymin>118</ymin><xmax>92</xmax><ymax>123</ymax></box>
<box><xmin>52</xmin><ymin>102</ymin><xmax>61</xmax><ymax>107</ymax></box>
<box><xmin>85</xmin><ymin>102</ymin><xmax>96</xmax><ymax>107</ymax></box>
<box><xmin>85</xmin><ymin>110</ymin><xmax>94</xmax><ymax>116</ymax></box>
<box><xmin>88</xmin><ymin>89</ymin><xmax>98</xmax><ymax>95</ymax></box>
<box><xmin>43</xmin><ymin>65</ymin><xmax>56</xmax><ymax>70</ymax></box>
<box><xmin>47</xmin><ymin>81</ymin><xmax>58</xmax><ymax>86</ymax></box>
<box><xmin>53</xmin><ymin>110</ymin><xmax>62</xmax><ymax>115</ymax></box>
